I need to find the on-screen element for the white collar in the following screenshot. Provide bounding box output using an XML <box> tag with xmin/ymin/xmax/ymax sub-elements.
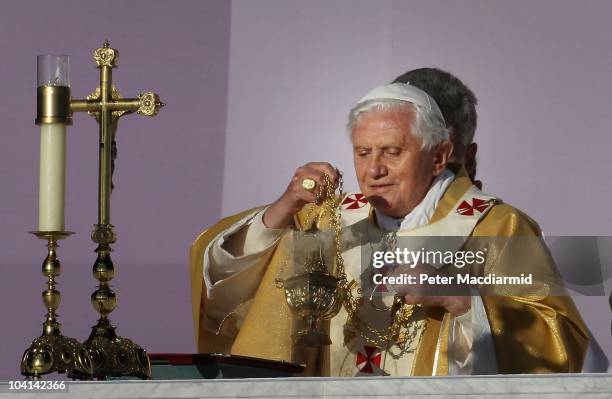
<box><xmin>375</xmin><ymin>169</ymin><xmax>455</xmax><ymax>232</ymax></box>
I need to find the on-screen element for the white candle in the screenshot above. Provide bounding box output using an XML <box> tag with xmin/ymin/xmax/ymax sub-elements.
<box><xmin>38</xmin><ymin>122</ymin><xmax>66</xmax><ymax>231</ymax></box>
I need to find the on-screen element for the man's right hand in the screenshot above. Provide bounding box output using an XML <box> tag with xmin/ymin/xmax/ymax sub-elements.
<box><xmin>262</xmin><ymin>162</ymin><xmax>340</xmax><ymax>229</ymax></box>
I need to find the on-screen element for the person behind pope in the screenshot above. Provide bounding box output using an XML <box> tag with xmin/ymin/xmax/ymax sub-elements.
<box><xmin>392</xmin><ymin>67</ymin><xmax>480</xmax><ymax>189</ymax></box>
<box><xmin>189</xmin><ymin>80</ymin><xmax>588</xmax><ymax>376</ymax></box>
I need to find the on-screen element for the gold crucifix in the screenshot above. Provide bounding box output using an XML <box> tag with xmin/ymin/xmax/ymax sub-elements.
<box><xmin>71</xmin><ymin>40</ymin><xmax>164</xmax><ymax>379</ymax></box>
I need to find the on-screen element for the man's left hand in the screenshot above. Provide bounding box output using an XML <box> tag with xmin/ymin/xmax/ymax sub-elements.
<box><xmin>388</xmin><ymin>265</ymin><xmax>472</xmax><ymax>317</ymax></box>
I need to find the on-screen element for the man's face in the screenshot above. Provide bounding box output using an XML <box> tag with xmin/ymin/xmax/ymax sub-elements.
<box><xmin>352</xmin><ymin>107</ymin><xmax>444</xmax><ymax>218</ymax></box>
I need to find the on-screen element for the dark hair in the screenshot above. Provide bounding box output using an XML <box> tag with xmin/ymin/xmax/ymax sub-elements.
<box><xmin>392</xmin><ymin>68</ymin><xmax>477</xmax><ymax>153</ymax></box>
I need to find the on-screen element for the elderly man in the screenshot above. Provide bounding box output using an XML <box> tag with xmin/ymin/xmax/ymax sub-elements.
<box><xmin>190</xmin><ymin>82</ymin><xmax>587</xmax><ymax>376</ymax></box>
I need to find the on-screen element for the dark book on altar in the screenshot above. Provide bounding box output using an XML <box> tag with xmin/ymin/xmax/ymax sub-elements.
<box><xmin>147</xmin><ymin>353</ymin><xmax>304</xmax><ymax>380</ymax></box>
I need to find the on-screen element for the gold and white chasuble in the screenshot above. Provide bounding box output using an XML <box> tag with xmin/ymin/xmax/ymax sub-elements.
<box><xmin>328</xmin><ymin>183</ymin><xmax>497</xmax><ymax>376</ymax></box>
<box><xmin>189</xmin><ymin>168</ymin><xmax>588</xmax><ymax>375</ymax></box>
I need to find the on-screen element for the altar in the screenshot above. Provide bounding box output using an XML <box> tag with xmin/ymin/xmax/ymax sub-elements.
<box><xmin>1</xmin><ymin>374</ymin><xmax>610</xmax><ymax>398</ymax></box>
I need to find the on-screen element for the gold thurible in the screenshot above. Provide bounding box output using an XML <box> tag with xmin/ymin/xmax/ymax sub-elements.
<box><xmin>280</xmin><ymin>175</ymin><xmax>345</xmax><ymax>348</ymax></box>
<box><xmin>69</xmin><ymin>40</ymin><xmax>163</xmax><ymax>380</ymax></box>
<box><xmin>21</xmin><ymin>231</ymin><xmax>93</xmax><ymax>379</ymax></box>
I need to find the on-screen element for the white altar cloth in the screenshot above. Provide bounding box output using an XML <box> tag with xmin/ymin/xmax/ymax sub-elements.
<box><xmin>1</xmin><ymin>373</ymin><xmax>611</xmax><ymax>399</ymax></box>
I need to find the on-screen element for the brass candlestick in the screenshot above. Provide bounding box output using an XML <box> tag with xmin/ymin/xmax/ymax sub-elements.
<box><xmin>68</xmin><ymin>40</ymin><xmax>163</xmax><ymax>379</ymax></box>
<box><xmin>21</xmin><ymin>231</ymin><xmax>93</xmax><ymax>379</ymax></box>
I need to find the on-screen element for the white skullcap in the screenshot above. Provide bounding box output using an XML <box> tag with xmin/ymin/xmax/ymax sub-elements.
<box><xmin>356</xmin><ymin>82</ymin><xmax>446</xmax><ymax>125</ymax></box>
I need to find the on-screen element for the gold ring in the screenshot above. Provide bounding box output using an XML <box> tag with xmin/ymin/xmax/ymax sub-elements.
<box><xmin>302</xmin><ymin>178</ymin><xmax>316</xmax><ymax>192</ymax></box>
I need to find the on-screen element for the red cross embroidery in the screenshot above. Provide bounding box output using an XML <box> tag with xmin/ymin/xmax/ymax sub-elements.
<box><xmin>356</xmin><ymin>346</ymin><xmax>382</xmax><ymax>373</ymax></box>
<box><xmin>341</xmin><ymin>193</ymin><xmax>368</xmax><ymax>210</ymax></box>
<box><xmin>457</xmin><ymin>197</ymin><xmax>490</xmax><ymax>216</ymax></box>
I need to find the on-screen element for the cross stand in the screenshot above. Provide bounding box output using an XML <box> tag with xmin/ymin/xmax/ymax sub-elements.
<box><xmin>70</xmin><ymin>40</ymin><xmax>164</xmax><ymax>379</ymax></box>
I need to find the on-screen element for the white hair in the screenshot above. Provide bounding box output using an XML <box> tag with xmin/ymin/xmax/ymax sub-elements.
<box><xmin>346</xmin><ymin>99</ymin><xmax>450</xmax><ymax>151</ymax></box>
